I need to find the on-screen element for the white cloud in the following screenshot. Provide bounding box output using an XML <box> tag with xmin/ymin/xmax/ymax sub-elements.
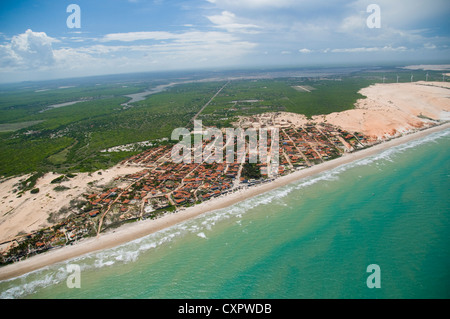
<box><xmin>330</xmin><ymin>46</ymin><xmax>408</xmax><ymax>53</ymax></box>
<box><xmin>0</xmin><ymin>28</ymin><xmax>258</xmax><ymax>81</ymax></box>
<box><xmin>0</xmin><ymin>29</ymin><xmax>59</xmax><ymax>69</ymax></box>
<box><xmin>0</xmin><ymin>25</ymin><xmax>261</xmax><ymax>83</ymax></box>
<box><xmin>100</xmin><ymin>30</ymin><xmax>250</xmax><ymax>46</ymax></box>
<box><xmin>339</xmin><ymin>15</ymin><xmax>366</xmax><ymax>32</ymax></box>
<box><xmin>205</xmin><ymin>0</ymin><xmax>449</xmax><ymax>55</ymax></box>
<box><xmin>101</xmin><ymin>31</ymin><xmax>177</xmax><ymax>42</ymax></box>
<box><xmin>351</xmin><ymin>0</ymin><xmax>450</xmax><ymax>29</ymax></box>
<box><xmin>206</xmin><ymin>11</ymin><xmax>261</xmax><ymax>33</ymax></box>
<box><xmin>424</xmin><ymin>43</ymin><xmax>437</xmax><ymax>50</ymax></box>
<box><xmin>1</xmin><ymin>1</ymin><xmax>448</xmax><ymax>82</ymax></box>
<box><xmin>206</xmin><ymin>0</ymin><xmax>302</xmax><ymax>9</ymax></box>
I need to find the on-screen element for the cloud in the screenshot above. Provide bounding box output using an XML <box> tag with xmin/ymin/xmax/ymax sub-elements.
<box><xmin>206</xmin><ymin>11</ymin><xmax>261</xmax><ymax>33</ymax></box>
<box><xmin>351</xmin><ymin>0</ymin><xmax>450</xmax><ymax>29</ymax></box>
<box><xmin>330</xmin><ymin>46</ymin><xmax>408</xmax><ymax>53</ymax></box>
<box><xmin>338</xmin><ymin>15</ymin><xmax>366</xmax><ymax>32</ymax></box>
<box><xmin>101</xmin><ymin>31</ymin><xmax>177</xmax><ymax>42</ymax></box>
<box><xmin>5</xmin><ymin>28</ymin><xmax>257</xmax><ymax>80</ymax></box>
<box><xmin>0</xmin><ymin>29</ymin><xmax>59</xmax><ymax>69</ymax></box>
<box><xmin>206</xmin><ymin>0</ymin><xmax>304</xmax><ymax>9</ymax></box>
<box><xmin>1</xmin><ymin>1</ymin><xmax>449</xmax><ymax>83</ymax></box>
<box><xmin>0</xmin><ymin>26</ymin><xmax>259</xmax><ymax>83</ymax></box>
<box><xmin>100</xmin><ymin>30</ymin><xmax>250</xmax><ymax>45</ymax></box>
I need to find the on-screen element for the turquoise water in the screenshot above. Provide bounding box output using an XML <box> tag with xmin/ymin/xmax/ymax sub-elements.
<box><xmin>1</xmin><ymin>129</ymin><xmax>449</xmax><ymax>299</ymax></box>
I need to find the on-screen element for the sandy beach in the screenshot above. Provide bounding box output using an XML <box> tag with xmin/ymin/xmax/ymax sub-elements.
<box><xmin>0</xmin><ymin>80</ymin><xmax>449</xmax><ymax>281</ymax></box>
<box><xmin>0</xmin><ymin>121</ymin><xmax>449</xmax><ymax>281</ymax></box>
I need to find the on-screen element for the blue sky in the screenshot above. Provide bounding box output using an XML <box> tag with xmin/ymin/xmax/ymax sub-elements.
<box><xmin>0</xmin><ymin>0</ymin><xmax>449</xmax><ymax>83</ymax></box>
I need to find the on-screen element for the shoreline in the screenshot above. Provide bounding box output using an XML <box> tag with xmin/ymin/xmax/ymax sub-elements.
<box><xmin>0</xmin><ymin>122</ymin><xmax>449</xmax><ymax>281</ymax></box>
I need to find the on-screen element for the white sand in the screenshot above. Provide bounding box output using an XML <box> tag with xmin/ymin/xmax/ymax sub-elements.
<box><xmin>317</xmin><ymin>82</ymin><xmax>450</xmax><ymax>139</ymax></box>
<box><xmin>0</xmin><ymin>81</ymin><xmax>449</xmax><ymax>280</ymax></box>
<box><xmin>0</xmin><ymin>122</ymin><xmax>448</xmax><ymax>281</ymax></box>
<box><xmin>0</xmin><ymin>166</ymin><xmax>144</xmax><ymax>246</ymax></box>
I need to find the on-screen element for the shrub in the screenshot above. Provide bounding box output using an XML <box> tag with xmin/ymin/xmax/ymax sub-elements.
<box><xmin>51</xmin><ymin>175</ymin><xmax>66</xmax><ymax>184</ymax></box>
<box><xmin>53</xmin><ymin>185</ymin><xmax>70</xmax><ymax>192</ymax></box>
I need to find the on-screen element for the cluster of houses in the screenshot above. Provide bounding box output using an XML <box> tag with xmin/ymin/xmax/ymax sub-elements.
<box><xmin>280</xmin><ymin>125</ymin><xmax>343</xmax><ymax>167</ymax></box>
<box><xmin>81</xmin><ymin>121</ymin><xmax>371</xmax><ymax>231</ymax></box>
<box><xmin>122</xmin><ymin>145</ymin><xmax>172</xmax><ymax>166</ymax></box>
<box><xmin>1</xmin><ymin>213</ymin><xmax>93</xmax><ymax>265</ymax></box>
<box><xmin>1</xmin><ymin>118</ymin><xmax>371</xmax><ymax>265</ymax></box>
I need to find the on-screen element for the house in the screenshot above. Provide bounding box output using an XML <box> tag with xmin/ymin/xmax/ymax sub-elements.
<box><xmin>89</xmin><ymin>210</ymin><xmax>100</xmax><ymax>217</ymax></box>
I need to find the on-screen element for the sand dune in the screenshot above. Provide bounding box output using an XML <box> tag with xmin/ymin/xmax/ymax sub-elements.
<box><xmin>316</xmin><ymin>82</ymin><xmax>450</xmax><ymax>139</ymax></box>
<box><xmin>0</xmin><ymin>166</ymin><xmax>144</xmax><ymax>248</ymax></box>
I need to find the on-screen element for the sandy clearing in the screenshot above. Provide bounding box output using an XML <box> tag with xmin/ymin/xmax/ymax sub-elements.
<box><xmin>0</xmin><ymin>165</ymin><xmax>145</xmax><ymax>246</ymax></box>
<box><xmin>315</xmin><ymin>82</ymin><xmax>450</xmax><ymax>139</ymax></box>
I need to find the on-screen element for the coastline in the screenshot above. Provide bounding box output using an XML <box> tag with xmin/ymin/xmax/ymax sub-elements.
<box><xmin>1</xmin><ymin>122</ymin><xmax>449</xmax><ymax>281</ymax></box>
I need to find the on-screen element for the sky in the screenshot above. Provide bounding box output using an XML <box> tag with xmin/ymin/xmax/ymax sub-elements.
<box><xmin>0</xmin><ymin>0</ymin><xmax>449</xmax><ymax>83</ymax></box>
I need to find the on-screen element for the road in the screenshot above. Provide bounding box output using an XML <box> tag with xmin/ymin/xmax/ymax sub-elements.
<box><xmin>191</xmin><ymin>81</ymin><xmax>230</xmax><ymax>123</ymax></box>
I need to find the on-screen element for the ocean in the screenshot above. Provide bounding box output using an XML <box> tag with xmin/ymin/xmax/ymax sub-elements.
<box><xmin>1</xmin><ymin>128</ymin><xmax>449</xmax><ymax>299</ymax></box>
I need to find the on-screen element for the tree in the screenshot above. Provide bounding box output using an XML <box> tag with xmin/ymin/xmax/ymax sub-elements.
<box><xmin>241</xmin><ymin>163</ymin><xmax>261</xmax><ymax>180</ymax></box>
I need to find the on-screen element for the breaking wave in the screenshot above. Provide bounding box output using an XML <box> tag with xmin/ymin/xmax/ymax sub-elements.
<box><xmin>1</xmin><ymin>127</ymin><xmax>448</xmax><ymax>298</ymax></box>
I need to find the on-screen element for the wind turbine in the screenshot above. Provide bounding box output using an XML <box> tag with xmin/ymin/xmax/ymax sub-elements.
<box><xmin>396</xmin><ymin>75</ymin><xmax>399</xmax><ymax>83</ymax></box>
<box><xmin>426</xmin><ymin>73</ymin><xmax>429</xmax><ymax>81</ymax></box>
<box><xmin>382</xmin><ymin>75</ymin><xmax>386</xmax><ymax>83</ymax></box>
<box><xmin>443</xmin><ymin>73</ymin><xmax>446</xmax><ymax>82</ymax></box>
<box><xmin>411</xmin><ymin>74</ymin><xmax>414</xmax><ymax>82</ymax></box>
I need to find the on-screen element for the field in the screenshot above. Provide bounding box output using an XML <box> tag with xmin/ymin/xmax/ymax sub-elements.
<box><xmin>0</xmin><ymin>67</ymin><xmax>440</xmax><ymax>178</ymax></box>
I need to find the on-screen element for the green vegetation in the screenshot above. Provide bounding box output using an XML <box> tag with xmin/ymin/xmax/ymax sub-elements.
<box><xmin>0</xmin><ymin>68</ymin><xmax>438</xmax><ymax>178</ymax></box>
<box><xmin>199</xmin><ymin>77</ymin><xmax>377</xmax><ymax>123</ymax></box>
<box><xmin>51</xmin><ymin>175</ymin><xmax>68</xmax><ymax>184</ymax></box>
<box><xmin>53</xmin><ymin>185</ymin><xmax>70</xmax><ymax>192</ymax></box>
<box><xmin>0</xmin><ymin>84</ymin><xmax>155</xmax><ymax>176</ymax></box>
<box><xmin>17</xmin><ymin>171</ymin><xmax>44</xmax><ymax>193</ymax></box>
<box><xmin>241</xmin><ymin>163</ymin><xmax>262</xmax><ymax>180</ymax></box>
<box><xmin>0</xmin><ymin>120</ymin><xmax>44</xmax><ymax>132</ymax></box>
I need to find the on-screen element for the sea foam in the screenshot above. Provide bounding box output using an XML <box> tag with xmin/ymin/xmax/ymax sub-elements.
<box><xmin>1</xmin><ymin>127</ymin><xmax>448</xmax><ymax>299</ymax></box>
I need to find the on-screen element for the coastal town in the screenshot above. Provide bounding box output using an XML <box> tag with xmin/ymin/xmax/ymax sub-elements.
<box><xmin>0</xmin><ymin>113</ymin><xmax>374</xmax><ymax>265</ymax></box>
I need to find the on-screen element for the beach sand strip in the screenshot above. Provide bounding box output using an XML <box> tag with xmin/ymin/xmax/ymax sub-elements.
<box><xmin>0</xmin><ymin>122</ymin><xmax>448</xmax><ymax>281</ymax></box>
